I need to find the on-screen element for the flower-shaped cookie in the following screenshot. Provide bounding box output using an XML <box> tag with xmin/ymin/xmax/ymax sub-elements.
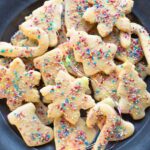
<box><xmin>40</xmin><ymin>70</ymin><xmax>95</xmax><ymax>125</ymax></box>
<box><xmin>67</xmin><ymin>30</ymin><xmax>117</xmax><ymax>76</ymax></box>
<box><xmin>87</xmin><ymin>98</ymin><xmax>134</xmax><ymax>150</ymax></box>
<box><xmin>0</xmin><ymin>58</ymin><xmax>41</xmax><ymax>111</ymax></box>
<box><xmin>65</xmin><ymin>0</ymin><xmax>93</xmax><ymax>32</ymax></box>
<box><xmin>117</xmin><ymin>62</ymin><xmax>150</xmax><ymax>120</ymax></box>
<box><xmin>83</xmin><ymin>0</ymin><xmax>134</xmax><ymax>37</ymax></box>
<box><xmin>54</xmin><ymin>117</ymin><xmax>97</xmax><ymax>150</ymax></box>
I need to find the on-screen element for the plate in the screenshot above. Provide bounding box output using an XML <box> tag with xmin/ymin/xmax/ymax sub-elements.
<box><xmin>0</xmin><ymin>0</ymin><xmax>150</xmax><ymax>150</ymax></box>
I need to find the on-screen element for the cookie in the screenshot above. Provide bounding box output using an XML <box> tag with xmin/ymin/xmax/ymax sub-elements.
<box><xmin>121</xmin><ymin>23</ymin><xmax>150</xmax><ymax>68</ymax></box>
<box><xmin>7</xmin><ymin>103</ymin><xmax>53</xmax><ymax>147</ymax></box>
<box><xmin>104</xmin><ymin>29</ymin><xmax>144</xmax><ymax>64</ymax></box>
<box><xmin>23</xmin><ymin>0</ymin><xmax>63</xmax><ymax>47</ymax></box>
<box><xmin>0</xmin><ymin>58</ymin><xmax>35</xmax><ymax>70</ymax></box>
<box><xmin>54</xmin><ymin>117</ymin><xmax>97</xmax><ymax>150</ymax></box>
<box><xmin>135</xmin><ymin>61</ymin><xmax>150</xmax><ymax>79</ymax></box>
<box><xmin>86</xmin><ymin>98</ymin><xmax>134</xmax><ymax>150</ymax></box>
<box><xmin>61</xmin><ymin>42</ymin><xmax>85</xmax><ymax>77</ymax></box>
<box><xmin>11</xmin><ymin>30</ymin><xmax>37</xmax><ymax>47</ymax></box>
<box><xmin>40</xmin><ymin>70</ymin><xmax>95</xmax><ymax>125</ymax></box>
<box><xmin>0</xmin><ymin>58</ymin><xmax>41</xmax><ymax>111</ymax></box>
<box><xmin>83</xmin><ymin>0</ymin><xmax>134</xmax><ymax>37</ymax></box>
<box><xmin>91</xmin><ymin>71</ymin><xmax>119</xmax><ymax>101</ymax></box>
<box><xmin>34</xmin><ymin>47</ymin><xmax>67</xmax><ymax>85</ymax></box>
<box><xmin>0</xmin><ymin>22</ymin><xmax>49</xmax><ymax>57</ymax></box>
<box><xmin>65</xmin><ymin>0</ymin><xmax>93</xmax><ymax>32</ymax></box>
<box><xmin>35</xmin><ymin>101</ymin><xmax>53</xmax><ymax>125</ymax></box>
<box><xmin>67</xmin><ymin>29</ymin><xmax>117</xmax><ymax>76</ymax></box>
<box><xmin>117</xmin><ymin>61</ymin><xmax>150</xmax><ymax>120</ymax></box>
<box><xmin>57</xmin><ymin>3</ymin><xmax>67</xmax><ymax>45</ymax></box>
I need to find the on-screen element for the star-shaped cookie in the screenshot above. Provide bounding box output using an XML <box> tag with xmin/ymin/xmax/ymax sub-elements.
<box><xmin>40</xmin><ymin>70</ymin><xmax>95</xmax><ymax>125</ymax></box>
<box><xmin>67</xmin><ymin>29</ymin><xmax>117</xmax><ymax>76</ymax></box>
<box><xmin>0</xmin><ymin>58</ymin><xmax>41</xmax><ymax>111</ymax></box>
<box><xmin>117</xmin><ymin>61</ymin><xmax>150</xmax><ymax>120</ymax></box>
<box><xmin>83</xmin><ymin>0</ymin><xmax>134</xmax><ymax>37</ymax></box>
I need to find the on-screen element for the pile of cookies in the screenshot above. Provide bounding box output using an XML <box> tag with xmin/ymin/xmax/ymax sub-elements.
<box><xmin>0</xmin><ymin>0</ymin><xmax>150</xmax><ymax>149</ymax></box>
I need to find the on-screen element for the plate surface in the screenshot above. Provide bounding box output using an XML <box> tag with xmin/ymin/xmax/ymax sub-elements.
<box><xmin>0</xmin><ymin>0</ymin><xmax>150</xmax><ymax>150</ymax></box>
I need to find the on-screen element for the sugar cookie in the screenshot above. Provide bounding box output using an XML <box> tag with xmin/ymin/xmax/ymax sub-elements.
<box><xmin>54</xmin><ymin>117</ymin><xmax>97</xmax><ymax>150</ymax></box>
<box><xmin>83</xmin><ymin>0</ymin><xmax>134</xmax><ymax>37</ymax></box>
<box><xmin>65</xmin><ymin>0</ymin><xmax>93</xmax><ymax>32</ymax></box>
<box><xmin>0</xmin><ymin>58</ymin><xmax>40</xmax><ymax>110</ymax></box>
<box><xmin>34</xmin><ymin>47</ymin><xmax>67</xmax><ymax>85</ymax></box>
<box><xmin>0</xmin><ymin>58</ymin><xmax>35</xmax><ymax>70</ymax></box>
<box><xmin>67</xmin><ymin>29</ymin><xmax>117</xmax><ymax>76</ymax></box>
<box><xmin>24</xmin><ymin>0</ymin><xmax>63</xmax><ymax>47</ymax></box>
<box><xmin>8</xmin><ymin>103</ymin><xmax>53</xmax><ymax>147</ymax></box>
<box><xmin>41</xmin><ymin>70</ymin><xmax>95</xmax><ymax>125</ymax></box>
<box><xmin>35</xmin><ymin>101</ymin><xmax>53</xmax><ymax>125</ymax></box>
<box><xmin>91</xmin><ymin>71</ymin><xmax>119</xmax><ymax>101</ymax></box>
<box><xmin>135</xmin><ymin>61</ymin><xmax>150</xmax><ymax>79</ymax></box>
<box><xmin>11</xmin><ymin>31</ymin><xmax>37</xmax><ymax>47</ymax></box>
<box><xmin>117</xmin><ymin>61</ymin><xmax>150</xmax><ymax>120</ymax></box>
<box><xmin>61</xmin><ymin>42</ymin><xmax>85</xmax><ymax>77</ymax></box>
<box><xmin>86</xmin><ymin>98</ymin><xmax>134</xmax><ymax>150</ymax></box>
<box><xmin>104</xmin><ymin>29</ymin><xmax>144</xmax><ymax>64</ymax></box>
<box><xmin>0</xmin><ymin>24</ymin><xmax>49</xmax><ymax>57</ymax></box>
<box><xmin>121</xmin><ymin>23</ymin><xmax>150</xmax><ymax>68</ymax></box>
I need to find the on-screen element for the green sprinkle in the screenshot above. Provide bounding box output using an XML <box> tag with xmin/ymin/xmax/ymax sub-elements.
<box><xmin>0</xmin><ymin>49</ymin><xmax>6</xmax><ymax>53</ymax></box>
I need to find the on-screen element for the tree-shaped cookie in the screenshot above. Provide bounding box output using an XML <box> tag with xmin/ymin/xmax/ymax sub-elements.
<box><xmin>117</xmin><ymin>61</ymin><xmax>150</xmax><ymax>120</ymax></box>
<box><xmin>40</xmin><ymin>70</ymin><xmax>95</xmax><ymax>125</ymax></box>
<box><xmin>67</xmin><ymin>29</ymin><xmax>117</xmax><ymax>76</ymax></box>
<box><xmin>0</xmin><ymin>58</ymin><xmax>41</xmax><ymax>111</ymax></box>
<box><xmin>8</xmin><ymin>103</ymin><xmax>54</xmax><ymax>147</ymax></box>
<box><xmin>54</xmin><ymin>117</ymin><xmax>97</xmax><ymax>150</ymax></box>
<box><xmin>104</xmin><ymin>28</ymin><xmax>144</xmax><ymax>64</ymax></box>
<box><xmin>86</xmin><ymin>98</ymin><xmax>134</xmax><ymax>150</ymax></box>
<box><xmin>34</xmin><ymin>47</ymin><xmax>67</xmax><ymax>85</ymax></box>
<box><xmin>83</xmin><ymin>0</ymin><xmax>134</xmax><ymax>37</ymax></box>
<box><xmin>14</xmin><ymin>0</ymin><xmax>63</xmax><ymax>47</ymax></box>
<box><xmin>65</xmin><ymin>0</ymin><xmax>93</xmax><ymax>32</ymax></box>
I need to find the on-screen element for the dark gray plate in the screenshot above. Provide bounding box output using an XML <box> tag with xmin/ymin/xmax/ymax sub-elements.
<box><xmin>0</xmin><ymin>0</ymin><xmax>150</xmax><ymax>150</ymax></box>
